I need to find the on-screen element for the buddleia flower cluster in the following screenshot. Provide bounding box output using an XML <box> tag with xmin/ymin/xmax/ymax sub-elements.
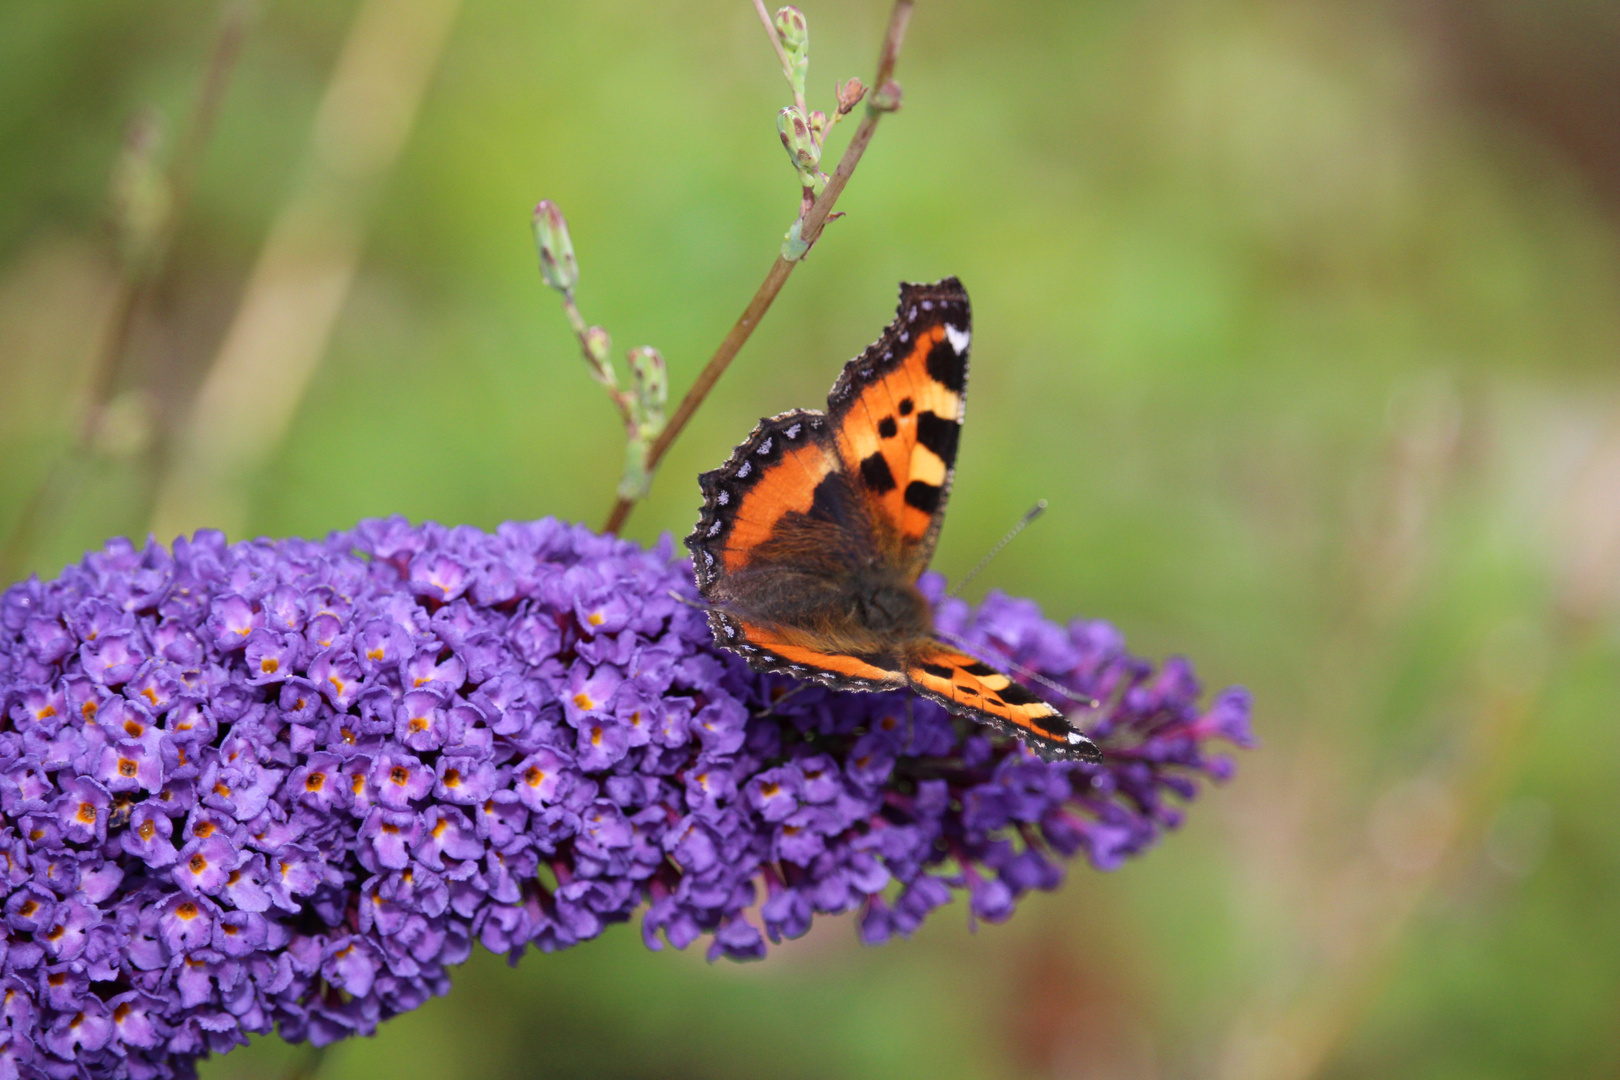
<box><xmin>0</xmin><ymin>518</ymin><xmax>1252</xmax><ymax>1079</ymax></box>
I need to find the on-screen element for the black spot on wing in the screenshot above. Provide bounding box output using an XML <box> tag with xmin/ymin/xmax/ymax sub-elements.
<box><xmin>859</xmin><ymin>452</ymin><xmax>897</xmax><ymax>493</ymax></box>
<box><xmin>827</xmin><ymin>278</ymin><xmax>970</xmax><ymax>415</ymax></box>
<box><xmin>808</xmin><ymin>472</ymin><xmax>857</xmax><ymax>524</ymax></box>
<box><xmin>994</xmin><ymin>681</ymin><xmax>1042</xmax><ymax>707</ymax></box>
<box><xmin>961</xmin><ymin>661</ymin><xmax>998</xmax><ymax>678</ymax></box>
<box><xmin>903</xmin><ymin>481</ymin><xmax>941</xmax><ymax>514</ymax></box>
<box><xmin>1026</xmin><ymin>709</ymin><xmax>1072</xmax><ymax>736</ymax></box>
<box><xmin>920</xmin><ymin>662</ymin><xmax>953</xmax><ymax>679</ymax></box>
<box><xmin>898</xmin><ymin>398</ymin><xmax>914</xmax><ymax>416</ymax></box>
<box><xmin>878</xmin><ymin>416</ymin><xmax>898</xmax><ymax>439</ymax></box>
<box><xmin>926</xmin><ymin>336</ymin><xmax>966</xmax><ymax>393</ymax></box>
<box><xmin>914</xmin><ymin>411</ymin><xmax>959</xmax><ymax>466</ymax></box>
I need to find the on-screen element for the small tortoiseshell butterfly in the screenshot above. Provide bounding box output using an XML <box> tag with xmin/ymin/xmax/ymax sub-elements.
<box><xmin>685</xmin><ymin>277</ymin><xmax>1101</xmax><ymax>762</ymax></box>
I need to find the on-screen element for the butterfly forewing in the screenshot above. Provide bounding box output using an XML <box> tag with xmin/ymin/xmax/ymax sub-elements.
<box><xmin>826</xmin><ymin>278</ymin><xmax>969</xmax><ymax>572</ymax></box>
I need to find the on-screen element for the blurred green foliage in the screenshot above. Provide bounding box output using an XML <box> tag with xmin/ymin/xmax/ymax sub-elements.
<box><xmin>3</xmin><ymin>1</ymin><xmax>1620</xmax><ymax>1077</ymax></box>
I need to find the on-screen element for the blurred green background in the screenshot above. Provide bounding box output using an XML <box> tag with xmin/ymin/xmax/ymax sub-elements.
<box><xmin>4</xmin><ymin>0</ymin><xmax>1620</xmax><ymax>1077</ymax></box>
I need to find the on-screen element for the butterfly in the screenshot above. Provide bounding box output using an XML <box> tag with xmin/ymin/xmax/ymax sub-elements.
<box><xmin>684</xmin><ymin>277</ymin><xmax>1100</xmax><ymax>762</ymax></box>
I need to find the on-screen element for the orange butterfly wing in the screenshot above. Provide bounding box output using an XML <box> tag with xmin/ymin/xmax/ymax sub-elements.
<box><xmin>705</xmin><ymin>611</ymin><xmax>906</xmax><ymax>693</ymax></box>
<box><xmin>688</xmin><ymin>409</ymin><xmax>842</xmax><ymax>590</ymax></box>
<box><xmin>906</xmin><ymin>643</ymin><xmax>1101</xmax><ymax>763</ymax></box>
<box><xmin>826</xmin><ymin>278</ymin><xmax>970</xmax><ymax>573</ymax></box>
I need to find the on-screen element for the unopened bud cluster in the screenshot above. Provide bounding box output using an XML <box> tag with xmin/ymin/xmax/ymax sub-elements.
<box><xmin>531</xmin><ymin>199</ymin><xmax>577</xmax><ymax>295</ymax></box>
<box><xmin>530</xmin><ymin>201</ymin><xmax>667</xmax><ymax>498</ymax></box>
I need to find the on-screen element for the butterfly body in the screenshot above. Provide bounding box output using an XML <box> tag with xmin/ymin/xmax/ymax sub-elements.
<box><xmin>686</xmin><ymin>278</ymin><xmax>1100</xmax><ymax>763</ymax></box>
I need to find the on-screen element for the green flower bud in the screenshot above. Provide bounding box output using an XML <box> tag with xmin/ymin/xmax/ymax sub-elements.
<box><xmin>772</xmin><ymin>6</ymin><xmax>809</xmax><ymax>101</ymax></box>
<box><xmin>774</xmin><ymin>6</ymin><xmax>807</xmax><ymax>52</ymax></box>
<box><xmin>531</xmin><ymin>199</ymin><xmax>578</xmax><ymax>294</ymax></box>
<box><xmin>617</xmin><ymin>435</ymin><xmax>654</xmax><ymax>501</ymax></box>
<box><xmin>777</xmin><ymin>106</ymin><xmax>820</xmax><ymax>175</ymax></box>
<box><xmin>627</xmin><ymin>346</ymin><xmax>667</xmax><ymax>431</ymax></box>
<box><xmin>109</xmin><ymin>106</ymin><xmax>171</xmax><ymax>271</ymax></box>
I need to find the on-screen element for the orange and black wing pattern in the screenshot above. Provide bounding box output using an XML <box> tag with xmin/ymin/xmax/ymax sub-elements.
<box><xmin>688</xmin><ymin>409</ymin><xmax>841</xmax><ymax>592</ymax></box>
<box><xmin>825</xmin><ymin>278</ymin><xmax>970</xmax><ymax>574</ymax></box>
<box><xmin>687</xmin><ymin>407</ymin><xmax>893</xmax><ymax>683</ymax></box>
<box><xmin>685</xmin><ymin>278</ymin><xmax>1097</xmax><ymax>760</ymax></box>
<box><xmin>703</xmin><ymin>611</ymin><xmax>907</xmax><ymax>694</ymax></box>
<box><xmin>906</xmin><ymin>642</ymin><xmax>1101</xmax><ymax>762</ymax></box>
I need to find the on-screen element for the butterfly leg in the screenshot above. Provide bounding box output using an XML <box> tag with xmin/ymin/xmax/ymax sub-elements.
<box><xmin>754</xmin><ymin>679</ymin><xmax>812</xmax><ymax>718</ymax></box>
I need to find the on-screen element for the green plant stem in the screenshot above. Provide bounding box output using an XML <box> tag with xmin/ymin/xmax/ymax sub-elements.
<box><xmin>281</xmin><ymin>1043</ymin><xmax>328</xmax><ymax>1080</ymax></box>
<box><xmin>559</xmin><ymin>292</ymin><xmax>636</xmax><ymax>428</ymax></box>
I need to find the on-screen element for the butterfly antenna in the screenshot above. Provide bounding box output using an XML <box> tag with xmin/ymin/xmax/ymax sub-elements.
<box><xmin>668</xmin><ymin>589</ymin><xmax>717</xmax><ymax>613</ymax></box>
<box><xmin>934</xmin><ymin>628</ymin><xmax>1099</xmax><ymax>708</ymax></box>
<box><xmin>948</xmin><ymin>500</ymin><xmax>1048</xmax><ymax>599</ymax></box>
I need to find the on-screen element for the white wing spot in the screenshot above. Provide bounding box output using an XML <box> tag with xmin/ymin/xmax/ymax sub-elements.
<box><xmin>706</xmin><ymin>520</ymin><xmax>722</xmax><ymax>538</ymax></box>
<box><xmin>908</xmin><ymin>306</ymin><xmax>917</xmax><ymax>319</ymax></box>
<box><xmin>1067</xmin><ymin>731</ymin><xmax>1085</xmax><ymax>744</ymax></box>
<box><xmin>757</xmin><ymin>437</ymin><xmax>773</xmax><ymax>456</ymax></box>
<box><xmin>785</xmin><ymin>423</ymin><xmax>801</xmax><ymax>439</ymax></box>
<box><xmin>921</xmin><ymin>300</ymin><xmax>934</xmax><ymax>311</ymax></box>
<box><xmin>737</xmin><ymin>461</ymin><xmax>751</xmax><ymax>478</ymax></box>
<box><xmin>717</xmin><ymin>490</ymin><xmax>730</xmax><ymax>505</ymax></box>
<box><xmin>898</xmin><ymin>331</ymin><xmax>909</xmax><ymax>343</ymax></box>
<box><xmin>945</xmin><ymin>324</ymin><xmax>971</xmax><ymax>354</ymax></box>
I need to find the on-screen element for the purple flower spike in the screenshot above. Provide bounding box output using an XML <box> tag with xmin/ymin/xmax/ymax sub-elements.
<box><xmin>0</xmin><ymin>517</ymin><xmax>1251</xmax><ymax>1079</ymax></box>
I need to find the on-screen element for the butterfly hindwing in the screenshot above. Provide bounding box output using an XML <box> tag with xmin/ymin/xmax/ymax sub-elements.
<box><xmin>707</xmin><ymin>612</ymin><xmax>905</xmax><ymax>693</ymax></box>
<box><xmin>906</xmin><ymin>642</ymin><xmax>1101</xmax><ymax>763</ymax></box>
<box><xmin>826</xmin><ymin>278</ymin><xmax>970</xmax><ymax>572</ymax></box>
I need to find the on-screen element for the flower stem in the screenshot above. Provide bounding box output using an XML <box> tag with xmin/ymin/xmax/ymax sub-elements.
<box><xmin>281</xmin><ymin>1043</ymin><xmax>328</xmax><ymax>1080</ymax></box>
<box><xmin>85</xmin><ymin>0</ymin><xmax>258</xmax><ymax>449</ymax></box>
<box><xmin>147</xmin><ymin>0</ymin><xmax>463</xmax><ymax>544</ymax></box>
<box><xmin>0</xmin><ymin>0</ymin><xmax>256</xmax><ymax>585</ymax></box>
<box><xmin>600</xmin><ymin>0</ymin><xmax>914</xmax><ymax>536</ymax></box>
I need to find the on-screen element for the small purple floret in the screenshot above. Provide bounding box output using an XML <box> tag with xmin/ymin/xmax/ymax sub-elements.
<box><xmin>0</xmin><ymin>517</ymin><xmax>1251</xmax><ymax>1079</ymax></box>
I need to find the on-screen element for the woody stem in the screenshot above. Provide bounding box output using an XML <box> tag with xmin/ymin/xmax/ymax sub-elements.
<box><xmin>600</xmin><ymin>0</ymin><xmax>914</xmax><ymax>537</ymax></box>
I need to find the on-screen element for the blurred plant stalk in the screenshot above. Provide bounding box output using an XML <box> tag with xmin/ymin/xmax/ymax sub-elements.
<box><xmin>1213</xmin><ymin>384</ymin><xmax>1617</xmax><ymax>1080</ymax></box>
<box><xmin>148</xmin><ymin>0</ymin><xmax>462</xmax><ymax>544</ymax></box>
<box><xmin>599</xmin><ymin>0</ymin><xmax>910</xmax><ymax>536</ymax></box>
<box><xmin>0</xmin><ymin>0</ymin><xmax>257</xmax><ymax>584</ymax></box>
<box><xmin>1218</xmin><ymin>644</ymin><xmax>1547</xmax><ymax>1080</ymax></box>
